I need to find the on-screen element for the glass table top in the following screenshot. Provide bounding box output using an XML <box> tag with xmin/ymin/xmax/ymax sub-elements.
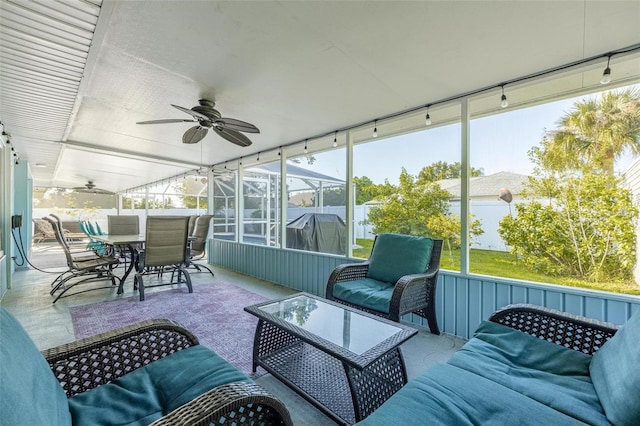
<box><xmin>256</xmin><ymin>294</ymin><xmax>406</xmax><ymax>355</ymax></box>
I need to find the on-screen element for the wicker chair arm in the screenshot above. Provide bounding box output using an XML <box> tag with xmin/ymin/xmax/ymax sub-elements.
<box><xmin>388</xmin><ymin>271</ymin><xmax>437</xmax><ymax>318</ymax></box>
<box><xmin>150</xmin><ymin>381</ymin><xmax>292</xmax><ymax>426</ymax></box>
<box><xmin>488</xmin><ymin>304</ymin><xmax>619</xmax><ymax>356</ymax></box>
<box><xmin>325</xmin><ymin>262</ymin><xmax>369</xmax><ymax>297</ymax></box>
<box><xmin>43</xmin><ymin>319</ymin><xmax>200</xmax><ymax>397</ymax></box>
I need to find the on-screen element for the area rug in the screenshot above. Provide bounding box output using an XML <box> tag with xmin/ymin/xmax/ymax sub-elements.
<box><xmin>70</xmin><ymin>283</ymin><xmax>268</xmax><ymax>377</ymax></box>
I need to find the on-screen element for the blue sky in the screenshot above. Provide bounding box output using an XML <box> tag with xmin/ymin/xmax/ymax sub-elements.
<box><xmin>302</xmin><ymin>85</ymin><xmax>639</xmax><ymax>185</ymax></box>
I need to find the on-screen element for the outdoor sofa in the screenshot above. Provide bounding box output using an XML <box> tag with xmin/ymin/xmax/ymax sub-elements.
<box><xmin>0</xmin><ymin>308</ymin><xmax>292</xmax><ymax>426</ymax></box>
<box><xmin>356</xmin><ymin>304</ymin><xmax>639</xmax><ymax>426</ymax></box>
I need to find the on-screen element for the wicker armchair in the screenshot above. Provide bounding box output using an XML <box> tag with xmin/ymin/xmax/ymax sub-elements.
<box><xmin>42</xmin><ymin>318</ymin><xmax>292</xmax><ymax>425</ymax></box>
<box><xmin>326</xmin><ymin>234</ymin><xmax>443</xmax><ymax>334</ymax></box>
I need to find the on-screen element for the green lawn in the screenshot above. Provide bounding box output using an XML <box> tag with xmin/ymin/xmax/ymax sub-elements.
<box><xmin>353</xmin><ymin>239</ymin><xmax>640</xmax><ymax>295</ymax></box>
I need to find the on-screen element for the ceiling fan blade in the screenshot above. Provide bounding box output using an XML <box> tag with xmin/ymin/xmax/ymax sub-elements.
<box><xmin>171</xmin><ymin>104</ymin><xmax>210</xmax><ymax>122</ymax></box>
<box><xmin>137</xmin><ymin>118</ymin><xmax>196</xmax><ymax>125</ymax></box>
<box><xmin>183</xmin><ymin>126</ymin><xmax>209</xmax><ymax>144</ymax></box>
<box><xmin>215</xmin><ymin>117</ymin><xmax>260</xmax><ymax>133</ymax></box>
<box><xmin>212</xmin><ymin>126</ymin><xmax>253</xmax><ymax>147</ymax></box>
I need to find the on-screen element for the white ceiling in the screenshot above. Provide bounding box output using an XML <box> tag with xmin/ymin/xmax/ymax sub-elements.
<box><xmin>1</xmin><ymin>0</ymin><xmax>640</xmax><ymax>194</ymax></box>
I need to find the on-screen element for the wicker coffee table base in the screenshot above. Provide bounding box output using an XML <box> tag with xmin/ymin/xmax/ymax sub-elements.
<box><xmin>252</xmin><ymin>320</ymin><xmax>408</xmax><ymax>425</ymax></box>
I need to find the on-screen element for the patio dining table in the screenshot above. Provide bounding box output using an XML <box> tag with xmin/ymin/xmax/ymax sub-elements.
<box><xmin>91</xmin><ymin>234</ymin><xmax>145</xmax><ymax>294</ymax></box>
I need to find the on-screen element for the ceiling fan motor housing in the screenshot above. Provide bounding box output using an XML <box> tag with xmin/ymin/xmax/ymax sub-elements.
<box><xmin>192</xmin><ymin>99</ymin><xmax>222</xmax><ymax>125</ymax></box>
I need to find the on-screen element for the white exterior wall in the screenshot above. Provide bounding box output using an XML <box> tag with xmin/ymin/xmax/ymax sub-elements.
<box><xmin>449</xmin><ymin>200</ymin><xmax>512</xmax><ymax>251</ymax></box>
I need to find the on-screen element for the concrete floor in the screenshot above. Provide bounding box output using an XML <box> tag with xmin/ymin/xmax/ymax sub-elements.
<box><xmin>2</xmin><ymin>242</ymin><xmax>466</xmax><ymax>425</ymax></box>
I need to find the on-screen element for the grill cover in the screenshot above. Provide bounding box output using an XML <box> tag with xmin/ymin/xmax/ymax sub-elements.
<box><xmin>286</xmin><ymin>213</ymin><xmax>346</xmax><ymax>255</ymax></box>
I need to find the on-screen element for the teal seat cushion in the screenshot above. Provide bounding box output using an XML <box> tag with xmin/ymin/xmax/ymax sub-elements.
<box><xmin>367</xmin><ymin>233</ymin><xmax>433</xmax><ymax>284</ymax></box>
<box><xmin>0</xmin><ymin>308</ymin><xmax>71</xmax><ymax>426</ymax></box>
<box><xmin>357</xmin><ymin>363</ymin><xmax>592</xmax><ymax>426</ymax></box>
<box><xmin>357</xmin><ymin>320</ymin><xmax>610</xmax><ymax>426</ymax></box>
<box><xmin>450</xmin><ymin>321</ymin><xmax>608</xmax><ymax>425</ymax></box>
<box><xmin>332</xmin><ymin>278</ymin><xmax>394</xmax><ymax>313</ymax></box>
<box><xmin>68</xmin><ymin>345</ymin><xmax>250</xmax><ymax>426</ymax></box>
<box><xmin>590</xmin><ymin>310</ymin><xmax>640</xmax><ymax>426</ymax></box>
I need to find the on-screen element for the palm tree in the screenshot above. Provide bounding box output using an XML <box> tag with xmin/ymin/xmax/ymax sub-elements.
<box><xmin>545</xmin><ymin>88</ymin><xmax>640</xmax><ymax>175</ymax></box>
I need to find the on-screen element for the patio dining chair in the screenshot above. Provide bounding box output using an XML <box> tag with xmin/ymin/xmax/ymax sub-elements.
<box><xmin>107</xmin><ymin>215</ymin><xmax>141</xmax><ymax>266</ymax></box>
<box><xmin>134</xmin><ymin>216</ymin><xmax>192</xmax><ymax>301</ymax></box>
<box><xmin>44</xmin><ymin>217</ymin><xmax>120</xmax><ymax>303</ymax></box>
<box><xmin>79</xmin><ymin>221</ymin><xmax>108</xmax><ymax>255</ymax></box>
<box><xmin>48</xmin><ymin>214</ymin><xmax>86</xmax><ymax>249</ymax></box>
<box><xmin>107</xmin><ymin>215</ymin><xmax>140</xmax><ymax>235</ymax></box>
<box><xmin>185</xmin><ymin>214</ymin><xmax>215</xmax><ymax>276</ymax></box>
<box><xmin>188</xmin><ymin>214</ymin><xmax>199</xmax><ymax>237</ymax></box>
<box><xmin>326</xmin><ymin>233</ymin><xmax>443</xmax><ymax>334</ymax></box>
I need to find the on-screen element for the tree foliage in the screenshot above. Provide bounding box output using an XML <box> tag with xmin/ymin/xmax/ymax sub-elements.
<box><xmin>498</xmin><ymin>88</ymin><xmax>640</xmax><ymax>282</ymax></box>
<box><xmin>176</xmin><ymin>179</ymin><xmax>208</xmax><ymax>209</ymax></box>
<box><xmin>366</xmin><ymin>168</ymin><xmax>483</xmax><ymax>252</ymax></box>
<box><xmin>354</xmin><ymin>176</ymin><xmax>396</xmax><ymax>204</ymax></box>
<box><xmin>499</xmin><ymin>173</ymin><xmax>637</xmax><ymax>281</ymax></box>
<box><xmin>533</xmin><ymin>88</ymin><xmax>640</xmax><ymax>175</ymax></box>
<box><xmin>316</xmin><ymin>187</ymin><xmax>346</xmax><ymax>206</ymax></box>
<box><xmin>417</xmin><ymin>161</ymin><xmax>484</xmax><ymax>183</ymax></box>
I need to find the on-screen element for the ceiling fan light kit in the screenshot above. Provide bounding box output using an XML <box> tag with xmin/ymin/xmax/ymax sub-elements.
<box><xmin>137</xmin><ymin>99</ymin><xmax>259</xmax><ymax>146</ymax></box>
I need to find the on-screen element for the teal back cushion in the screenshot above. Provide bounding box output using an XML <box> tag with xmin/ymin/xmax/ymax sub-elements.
<box><xmin>0</xmin><ymin>308</ymin><xmax>71</xmax><ymax>425</ymax></box>
<box><xmin>589</xmin><ymin>310</ymin><xmax>640</xmax><ymax>426</ymax></box>
<box><xmin>367</xmin><ymin>233</ymin><xmax>433</xmax><ymax>283</ymax></box>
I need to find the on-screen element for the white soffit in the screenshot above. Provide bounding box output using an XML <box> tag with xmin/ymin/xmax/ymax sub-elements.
<box><xmin>0</xmin><ymin>0</ymin><xmax>102</xmax><ymax>184</ymax></box>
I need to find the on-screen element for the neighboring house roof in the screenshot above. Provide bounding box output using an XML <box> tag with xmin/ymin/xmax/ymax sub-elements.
<box><xmin>436</xmin><ymin>171</ymin><xmax>529</xmax><ymax>199</ymax></box>
<box><xmin>289</xmin><ymin>192</ymin><xmax>315</xmax><ymax>206</ymax></box>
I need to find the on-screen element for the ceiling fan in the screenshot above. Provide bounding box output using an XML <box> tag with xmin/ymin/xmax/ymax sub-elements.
<box><xmin>72</xmin><ymin>181</ymin><xmax>115</xmax><ymax>195</ymax></box>
<box><xmin>136</xmin><ymin>99</ymin><xmax>259</xmax><ymax>146</ymax></box>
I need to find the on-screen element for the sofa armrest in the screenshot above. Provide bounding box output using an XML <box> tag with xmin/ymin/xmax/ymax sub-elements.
<box><xmin>42</xmin><ymin>319</ymin><xmax>199</xmax><ymax>397</ymax></box>
<box><xmin>150</xmin><ymin>381</ymin><xmax>292</xmax><ymax>426</ymax></box>
<box><xmin>489</xmin><ymin>304</ymin><xmax>619</xmax><ymax>356</ymax></box>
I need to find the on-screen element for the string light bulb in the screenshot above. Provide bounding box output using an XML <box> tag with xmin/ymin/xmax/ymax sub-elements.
<box><xmin>333</xmin><ymin>132</ymin><xmax>337</xmax><ymax>147</ymax></box>
<box><xmin>500</xmin><ymin>85</ymin><xmax>509</xmax><ymax>108</ymax></box>
<box><xmin>601</xmin><ymin>54</ymin><xmax>612</xmax><ymax>84</ymax></box>
<box><xmin>425</xmin><ymin>105</ymin><xmax>432</xmax><ymax>126</ymax></box>
<box><xmin>304</xmin><ymin>140</ymin><xmax>308</xmax><ymax>154</ymax></box>
<box><xmin>373</xmin><ymin>120</ymin><xmax>378</xmax><ymax>138</ymax></box>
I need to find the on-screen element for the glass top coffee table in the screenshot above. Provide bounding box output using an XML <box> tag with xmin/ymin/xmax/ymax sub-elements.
<box><xmin>244</xmin><ymin>292</ymin><xmax>418</xmax><ymax>425</ymax></box>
